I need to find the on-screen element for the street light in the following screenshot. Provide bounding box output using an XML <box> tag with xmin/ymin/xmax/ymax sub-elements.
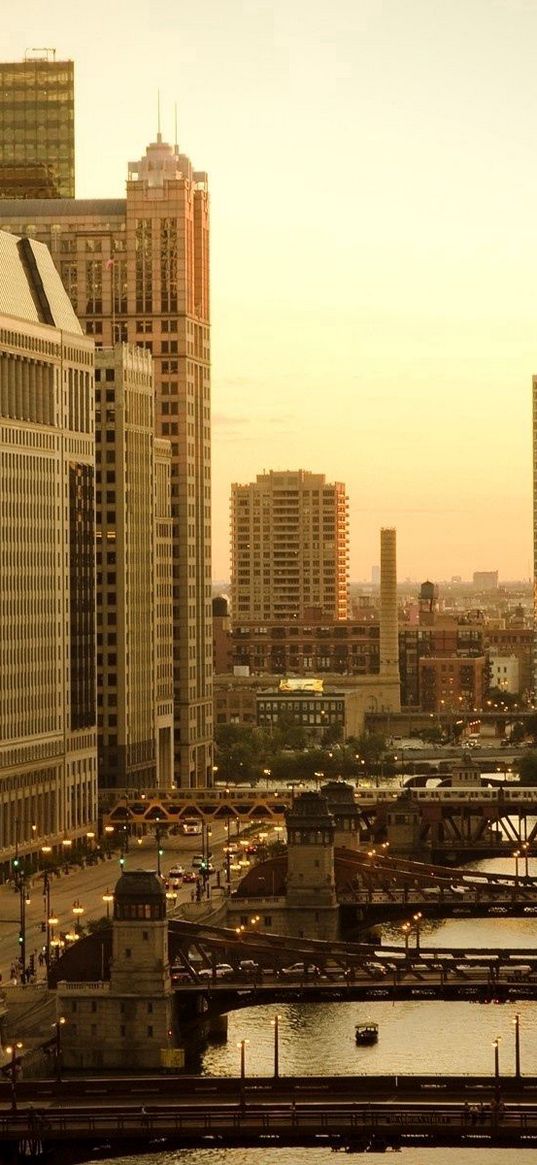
<box><xmin>5</xmin><ymin>1042</ymin><xmax>23</xmax><ymax>1111</ymax></box>
<box><xmin>513</xmin><ymin>850</ymin><xmax>520</xmax><ymax>888</ymax></box>
<box><xmin>271</xmin><ymin>1014</ymin><xmax>281</xmax><ymax>1078</ymax></box>
<box><xmin>71</xmin><ymin>898</ymin><xmax>84</xmax><ymax>934</ymax></box>
<box><xmin>413</xmin><ymin>912</ymin><xmax>423</xmax><ymax>952</ymax></box>
<box><xmin>493</xmin><ymin>1037</ymin><xmax>501</xmax><ymax>1095</ymax></box>
<box><xmin>521</xmin><ymin>843</ymin><xmax>530</xmax><ymax>878</ymax></box>
<box><xmin>514</xmin><ymin>1013</ymin><xmax>521</xmax><ymax>1079</ymax></box>
<box><xmin>102</xmin><ymin>890</ymin><xmax>114</xmax><ymax>920</ymax></box>
<box><xmin>237</xmin><ymin>1038</ymin><xmax>249</xmax><ymax>1106</ymax></box>
<box><xmin>401</xmin><ymin>922</ymin><xmax>411</xmax><ymax>956</ymax></box>
<box><xmin>53</xmin><ymin>1016</ymin><xmax>66</xmax><ymax>1082</ymax></box>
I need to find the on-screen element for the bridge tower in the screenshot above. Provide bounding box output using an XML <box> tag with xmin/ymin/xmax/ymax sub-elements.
<box><xmin>285</xmin><ymin>791</ymin><xmax>339</xmax><ymax>940</ymax></box>
<box><xmin>57</xmin><ymin>870</ymin><xmax>178</xmax><ymax>1070</ymax></box>
<box><xmin>322</xmin><ymin>780</ymin><xmax>362</xmax><ymax>850</ymax></box>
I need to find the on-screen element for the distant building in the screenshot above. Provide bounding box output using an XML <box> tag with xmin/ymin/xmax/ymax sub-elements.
<box><xmin>0</xmin><ymin>228</ymin><xmax>96</xmax><ymax>869</ymax></box>
<box><xmin>95</xmin><ymin>345</ymin><xmax>173</xmax><ymax>790</ymax></box>
<box><xmin>0</xmin><ymin>52</ymin><xmax>74</xmax><ymax>198</ymax></box>
<box><xmin>418</xmin><ymin>655</ymin><xmax>487</xmax><ymax>712</ymax></box>
<box><xmin>256</xmin><ymin>678</ymin><xmax>361</xmax><ymax>741</ymax></box>
<box><xmin>231</xmin><ymin>470</ymin><xmax>349</xmax><ymax>623</ymax></box>
<box><xmin>473</xmin><ymin>571</ymin><xmax>499</xmax><ymax>591</ymax></box>
<box><xmin>489</xmin><ymin>652</ymin><xmax>520</xmax><ymax>696</ymax></box>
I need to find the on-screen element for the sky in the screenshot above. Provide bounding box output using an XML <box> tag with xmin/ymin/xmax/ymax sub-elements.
<box><xmin>5</xmin><ymin>0</ymin><xmax>537</xmax><ymax>582</ymax></box>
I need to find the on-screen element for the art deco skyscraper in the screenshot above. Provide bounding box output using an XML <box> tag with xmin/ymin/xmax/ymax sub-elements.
<box><xmin>0</xmin><ymin>131</ymin><xmax>212</xmax><ymax>788</ymax></box>
<box><xmin>0</xmin><ymin>228</ymin><xmax>97</xmax><ymax>869</ymax></box>
<box><xmin>0</xmin><ymin>52</ymin><xmax>74</xmax><ymax>198</ymax></box>
<box><xmin>231</xmin><ymin>470</ymin><xmax>349</xmax><ymax>622</ymax></box>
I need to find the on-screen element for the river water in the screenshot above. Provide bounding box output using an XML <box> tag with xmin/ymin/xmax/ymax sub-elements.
<box><xmin>81</xmin><ymin>858</ymin><xmax>537</xmax><ymax>1165</ymax></box>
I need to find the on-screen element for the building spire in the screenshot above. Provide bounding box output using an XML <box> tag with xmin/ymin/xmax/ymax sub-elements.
<box><xmin>174</xmin><ymin>103</ymin><xmax>179</xmax><ymax>154</ymax></box>
<box><xmin>157</xmin><ymin>89</ymin><xmax>162</xmax><ymax>143</ymax></box>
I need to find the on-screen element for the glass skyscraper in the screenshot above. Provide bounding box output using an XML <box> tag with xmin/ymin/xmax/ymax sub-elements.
<box><xmin>0</xmin><ymin>53</ymin><xmax>74</xmax><ymax>198</ymax></box>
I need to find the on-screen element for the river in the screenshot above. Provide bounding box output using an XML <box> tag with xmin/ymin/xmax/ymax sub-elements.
<box><xmin>79</xmin><ymin>857</ymin><xmax>537</xmax><ymax>1165</ymax></box>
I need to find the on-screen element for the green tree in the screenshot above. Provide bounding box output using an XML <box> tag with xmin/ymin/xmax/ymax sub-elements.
<box><xmin>517</xmin><ymin>751</ymin><xmax>537</xmax><ymax>784</ymax></box>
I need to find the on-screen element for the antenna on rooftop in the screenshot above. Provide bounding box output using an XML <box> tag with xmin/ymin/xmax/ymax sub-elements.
<box><xmin>157</xmin><ymin>89</ymin><xmax>162</xmax><ymax>143</ymax></box>
<box><xmin>174</xmin><ymin>103</ymin><xmax>179</xmax><ymax>154</ymax></box>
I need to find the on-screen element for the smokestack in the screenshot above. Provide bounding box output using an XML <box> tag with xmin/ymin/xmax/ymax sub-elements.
<box><xmin>379</xmin><ymin>527</ymin><xmax>400</xmax><ymax>686</ymax></box>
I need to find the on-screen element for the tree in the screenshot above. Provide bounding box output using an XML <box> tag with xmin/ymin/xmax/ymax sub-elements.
<box><xmin>355</xmin><ymin>731</ymin><xmax>386</xmax><ymax>766</ymax></box>
<box><xmin>517</xmin><ymin>751</ymin><xmax>537</xmax><ymax>784</ymax></box>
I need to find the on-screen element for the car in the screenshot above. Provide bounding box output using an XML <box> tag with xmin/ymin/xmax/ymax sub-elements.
<box><xmin>279</xmin><ymin>962</ymin><xmax>320</xmax><ymax>978</ymax></box>
<box><xmin>182</xmin><ymin>820</ymin><xmax>203</xmax><ymax>835</ymax></box>
<box><xmin>182</xmin><ymin>870</ymin><xmax>198</xmax><ymax>884</ymax></box>
<box><xmin>171</xmin><ymin>967</ymin><xmax>193</xmax><ymax>984</ymax></box>
<box><xmin>238</xmin><ymin>959</ymin><xmax>260</xmax><ymax>975</ymax></box>
<box><xmin>167</xmin><ymin>866</ymin><xmax>184</xmax><ymax>881</ymax></box>
<box><xmin>198</xmin><ymin>963</ymin><xmax>234</xmax><ymax>980</ymax></box>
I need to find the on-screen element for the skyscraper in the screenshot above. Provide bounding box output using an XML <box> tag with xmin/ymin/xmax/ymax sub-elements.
<box><xmin>231</xmin><ymin>470</ymin><xmax>349</xmax><ymax>622</ymax></box>
<box><xmin>0</xmin><ymin>130</ymin><xmax>213</xmax><ymax>788</ymax></box>
<box><xmin>0</xmin><ymin>51</ymin><xmax>74</xmax><ymax>198</ymax></box>
<box><xmin>95</xmin><ymin>344</ymin><xmax>174</xmax><ymax>791</ymax></box>
<box><xmin>0</xmin><ymin>228</ymin><xmax>96</xmax><ymax>869</ymax></box>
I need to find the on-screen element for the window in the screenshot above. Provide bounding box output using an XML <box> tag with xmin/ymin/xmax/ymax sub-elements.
<box><xmin>147</xmin><ymin>1025</ymin><xmax>154</xmax><ymax>1037</ymax></box>
<box><xmin>125</xmin><ymin>948</ymin><xmax>132</xmax><ymax>958</ymax></box>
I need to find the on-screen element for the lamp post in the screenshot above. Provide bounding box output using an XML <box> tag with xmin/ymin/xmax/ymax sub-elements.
<box><xmin>15</xmin><ymin>873</ymin><xmax>30</xmax><ymax>983</ymax></box>
<box><xmin>53</xmin><ymin>1016</ymin><xmax>66</xmax><ymax>1083</ymax></box>
<box><xmin>155</xmin><ymin>820</ymin><xmax>164</xmax><ymax>878</ymax></box>
<box><xmin>225</xmin><ymin>815</ymin><xmax>231</xmax><ymax>894</ymax></box>
<box><xmin>521</xmin><ymin>842</ymin><xmax>530</xmax><ymax>878</ymax></box>
<box><xmin>513</xmin><ymin>850</ymin><xmax>520</xmax><ymax>889</ymax></box>
<box><xmin>413</xmin><ymin>912</ymin><xmax>423</xmax><ymax>952</ymax></box>
<box><xmin>514</xmin><ymin>1013</ymin><xmax>521</xmax><ymax>1079</ymax></box>
<box><xmin>5</xmin><ymin>1042</ymin><xmax>22</xmax><ymax>1111</ymax></box>
<box><xmin>237</xmin><ymin>1038</ymin><xmax>249</xmax><ymax>1107</ymax></box>
<box><xmin>271</xmin><ymin>1015</ymin><xmax>281</xmax><ymax>1079</ymax></box>
<box><xmin>72</xmin><ymin>899</ymin><xmax>84</xmax><ymax>934</ymax></box>
<box><xmin>493</xmin><ymin>1037</ymin><xmax>501</xmax><ymax>1095</ymax></box>
<box><xmin>102</xmin><ymin>889</ymin><xmax>113</xmax><ymax>920</ymax></box>
<box><xmin>401</xmin><ymin>922</ymin><xmax>411</xmax><ymax>957</ymax></box>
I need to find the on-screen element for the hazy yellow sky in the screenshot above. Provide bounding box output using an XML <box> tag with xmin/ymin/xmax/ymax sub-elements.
<box><xmin>5</xmin><ymin>0</ymin><xmax>536</xmax><ymax>581</ymax></box>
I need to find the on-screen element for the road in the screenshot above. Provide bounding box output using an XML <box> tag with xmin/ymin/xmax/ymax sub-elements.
<box><xmin>0</xmin><ymin>820</ymin><xmax>276</xmax><ymax>985</ymax></box>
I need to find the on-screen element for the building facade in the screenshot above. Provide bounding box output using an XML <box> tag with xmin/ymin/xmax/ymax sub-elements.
<box><xmin>0</xmin><ymin>131</ymin><xmax>212</xmax><ymax>786</ymax></box>
<box><xmin>231</xmin><ymin>470</ymin><xmax>349</xmax><ymax>623</ymax></box>
<box><xmin>0</xmin><ymin>229</ymin><xmax>96</xmax><ymax>868</ymax></box>
<box><xmin>95</xmin><ymin>345</ymin><xmax>173</xmax><ymax>790</ymax></box>
<box><xmin>0</xmin><ymin>53</ymin><xmax>74</xmax><ymax>198</ymax></box>
<box><xmin>418</xmin><ymin>655</ymin><xmax>487</xmax><ymax>713</ymax></box>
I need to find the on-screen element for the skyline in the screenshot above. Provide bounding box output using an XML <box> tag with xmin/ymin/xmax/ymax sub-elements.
<box><xmin>4</xmin><ymin>0</ymin><xmax>536</xmax><ymax>580</ymax></box>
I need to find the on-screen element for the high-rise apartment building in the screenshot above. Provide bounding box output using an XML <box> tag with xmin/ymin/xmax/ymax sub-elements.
<box><xmin>0</xmin><ymin>52</ymin><xmax>74</xmax><ymax>198</ymax></box>
<box><xmin>95</xmin><ymin>345</ymin><xmax>173</xmax><ymax>791</ymax></box>
<box><xmin>0</xmin><ymin>131</ymin><xmax>212</xmax><ymax>787</ymax></box>
<box><xmin>231</xmin><ymin>470</ymin><xmax>349</xmax><ymax>622</ymax></box>
<box><xmin>0</xmin><ymin>228</ymin><xmax>96</xmax><ymax>870</ymax></box>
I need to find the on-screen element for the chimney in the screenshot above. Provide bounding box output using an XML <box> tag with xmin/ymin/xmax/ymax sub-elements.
<box><xmin>379</xmin><ymin>527</ymin><xmax>399</xmax><ymax>684</ymax></box>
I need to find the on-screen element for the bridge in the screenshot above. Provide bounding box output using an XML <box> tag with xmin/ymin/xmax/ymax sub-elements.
<box><xmin>2</xmin><ymin>1075</ymin><xmax>537</xmax><ymax>1157</ymax></box>
<box><xmin>101</xmin><ymin>783</ymin><xmax>537</xmax><ymax>857</ymax></box>
<box><xmin>164</xmin><ymin>918</ymin><xmax>537</xmax><ymax>1008</ymax></box>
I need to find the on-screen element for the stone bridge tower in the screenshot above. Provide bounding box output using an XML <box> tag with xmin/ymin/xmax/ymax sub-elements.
<box><xmin>322</xmin><ymin>780</ymin><xmax>362</xmax><ymax>851</ymax></box>
<box><xmin>285</xmin><ymin>791</ymin><xmax>339</xmax><ymax>941</ymax></box>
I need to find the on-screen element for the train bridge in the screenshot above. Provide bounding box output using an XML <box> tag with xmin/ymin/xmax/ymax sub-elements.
<box><xmin>101</xmin><ymin>784</ymin><xmax>537</xmax><ymax>858</ymax></box>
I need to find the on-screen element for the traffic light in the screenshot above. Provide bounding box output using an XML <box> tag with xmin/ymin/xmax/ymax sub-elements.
<box><xmin>119</xmin><ymin>856</ymin><xmax>125</xmax><ymax>869</ymax></box>
<box><xmin>18</xmin><ymin>932</ymin><xmax>23</xmax><ymax>946</ymax></box>
<box><xmin>158</xmin><ymin>846</ymin><xmax>164</xmax><ymax>857</ymax></box>
<box><xmin>12</xmin><ymin>857</ymin><xmax>19</xmax><ymax>871</ymax></box>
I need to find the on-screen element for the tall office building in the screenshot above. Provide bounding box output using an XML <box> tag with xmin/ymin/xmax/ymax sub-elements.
<box><xmin>95</xmin><ymin>345</ymin><xmax>173</xmax><ymax>791</ymax></box>
<box><xmin>0</xmin><ymin>130</ymin><xmax>213</xmax><ymax>787</ymax></box>
<box><xmin>528</xmin><ymin>377</ymin><xmax>533</xmax><ymax>694</ymax></box>
<box><xmin>231</xmin><ymin>470</ymin><xmax>349</xmax><ymax>622</ymax></box>
<box><xmin>0</xmin><ymin>228</ymin><xmax>96</xmax><ymax>869</ymax></box>
<box><xmin>0</xmin><ymin>52</ymin><xmax>74</xmax><ymax>198</ymax></box>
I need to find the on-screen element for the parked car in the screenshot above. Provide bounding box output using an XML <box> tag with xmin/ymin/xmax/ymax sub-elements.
<box><xmin>182</xmin><ymin>871</ymin><xmax>198</xmax><ymax>884</ymax></box>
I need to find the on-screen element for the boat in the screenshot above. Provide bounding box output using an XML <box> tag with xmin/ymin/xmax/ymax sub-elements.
<box><xmin>355</xmin><ymin>1022</ymin><xmax>379</xmax><ymax>1046</ymax></box>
